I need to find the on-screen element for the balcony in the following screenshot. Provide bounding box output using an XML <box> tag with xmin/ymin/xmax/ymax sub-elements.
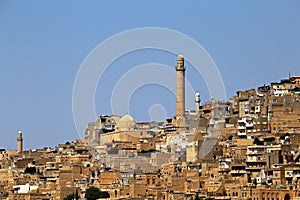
<box><xmin>246</xmin><ymin>165</ymin><xmax>266</xmax><ymax>170</ymax></box>
<box><xmin>246</xmin><ymin>150</ymin><xmax>264</xmax><ymax>155</ymax></box>
<box><xmin>246</xmin><ymin>157</ymin><xmax>266</xmax><ymax>162</ymax></box>
<box><xmin>230</xmin><ymin>170</ymin><xmax>247</xmax><ymax>174</ymax></box>
<box><xmin>218</xmin><ymin>167</ymin><xmax>230</xmax><ymax>172</ymax></box>
<box><xmin>246</xmin><ymin>123</ymin><xmax>253</xmax><ymax>128</ymax></box>
<box><xmin>238</xmin><ymin>132</ymin><xmax>246</xmax><ymax>136</ymax></box>
<box><xmin>238</xmin><ymin>126</ymin><xmax>246</xmax><ymax>130</ymax></box>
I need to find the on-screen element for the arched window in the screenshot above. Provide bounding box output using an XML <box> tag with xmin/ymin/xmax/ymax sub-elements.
<box><xmin>284</xmin><ymin>194</ymin><xmax>291</xmax><ymax>200</ymax></box>
<box><xmin>276</xmin><ymin>193</ymin><xmax>280</xmax><ymax>200</ymax></box>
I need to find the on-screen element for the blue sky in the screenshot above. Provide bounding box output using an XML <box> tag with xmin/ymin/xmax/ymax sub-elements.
<box><xmin>0</xmin><ymin>1</ymin><xmax>300</xmax><ymax>149</ymax></box>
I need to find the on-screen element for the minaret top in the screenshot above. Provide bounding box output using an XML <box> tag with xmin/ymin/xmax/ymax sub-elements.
<box><xmin>18</xmin><ymin>131</ymin><xmax>22</xmax><ymax>137</ymax></box>
<box><xmin>176</xmin><ymin>54</ymin><xmax>185</xmax><ymax>71</ymax></box>
<box><xmin>195</xmin><ymin>91</ymin><xmax>200</xmax><ymax>103</ymax></box>
<box><xmin>177</xmin><ymin>54</ymin><xmax>184</xmax><ymax>61</ymax></box>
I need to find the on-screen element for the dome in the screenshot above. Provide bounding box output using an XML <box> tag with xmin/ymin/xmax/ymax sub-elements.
<box><xmin>117</xmin><ymin>115</ymin><xmax>136</xmax><ymax>131</ymax></box>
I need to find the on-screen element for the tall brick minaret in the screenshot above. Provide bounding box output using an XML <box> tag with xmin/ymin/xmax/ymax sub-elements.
<box><xmin>17</xmin><ymin>131</ymin><xmax>23</xmax><ymax>153</ymax></box>
<box><xmin>176</xmin><ymin>54</ymin><xmax>185</xmax><ymax>118</ymax></box>
<box><xmin>195</xmin><ymin>91</ymin><xmax>201</xmax><ymax>115</ymax></box>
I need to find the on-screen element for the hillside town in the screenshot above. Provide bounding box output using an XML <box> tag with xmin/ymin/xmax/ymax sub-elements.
<box><xmin>1</xmin><ymin>56</ymin><xmax>300</xmax><ymax>200</ymax></box>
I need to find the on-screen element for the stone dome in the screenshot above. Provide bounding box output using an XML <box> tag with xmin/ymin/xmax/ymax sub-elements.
<box><xmin>117</xmin><ymin>115</ymin><xmax>136</xmax><ymax>131</ymax></box>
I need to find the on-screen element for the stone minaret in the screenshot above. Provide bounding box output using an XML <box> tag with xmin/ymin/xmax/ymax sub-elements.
<box><xmin>17</xmin><ymin>131</ymin><xmax>23</xmax><ymax>153</ymax></box>
<box><xmin>195</xmin><ymin>91</ymin><xmax>201</xmax><ymax>114</ymax></box>
<box><xmin>176</xmin><ymin>54</ymin><xmax>185</xmax><ymax>117</ymax></box>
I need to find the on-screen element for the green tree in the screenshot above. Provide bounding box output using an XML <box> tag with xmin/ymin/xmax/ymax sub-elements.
<box><xmin>85</xmin><ymin>186</ymin><xmax>109</xmax><ymax>200</ymax></box>
<box><xmin>264</xmin><ymin>137</ymin><xmax>275</xmax><ymax>143</ymax></box>
<box><xmin>194</xmin><ymin>193</ymin><xmax>200</xmax><ymax>200</ymax></box>
<box><xmin>99</xmin><ymin>191</ymin><xmax>110</xmax><ymax>198</ymax></box>
<box><xmin>24</xmin><ymin>167</ymin><xmax>36</xmax><ymax>174</ymax></box>
<box><xmin>253</xmin><ymin>137</ymin><xmax>264</xmax><ymax>145</ymax></box>
<box><xmin>280</xmin><ymin>133</ymin><xmax>289</xmax><ymax>140</ymax></box>
<box><xmin>63</xmin><ymin>193</ymin><xmax>79</xmax><ymax>200</ymax></box>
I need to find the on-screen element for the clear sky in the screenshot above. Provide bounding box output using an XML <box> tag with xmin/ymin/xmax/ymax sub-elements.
<box><xmin>0</xmin><ymin>0</ymin><xmax>300</xmax><ymax>150</ymax></box>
